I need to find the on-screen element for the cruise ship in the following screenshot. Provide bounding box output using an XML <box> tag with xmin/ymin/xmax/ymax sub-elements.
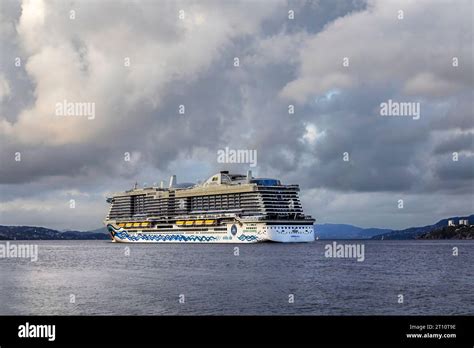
<box><xmin>105</xmin><ymin>171</ymin><xmax>315</xmax><ymax>243</ymax></box>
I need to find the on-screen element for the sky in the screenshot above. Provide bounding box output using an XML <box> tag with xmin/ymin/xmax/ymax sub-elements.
<box><xmin>0</xmin><ymin>0</ymin><xmax>472</xmax><ymax>231</ymax></box>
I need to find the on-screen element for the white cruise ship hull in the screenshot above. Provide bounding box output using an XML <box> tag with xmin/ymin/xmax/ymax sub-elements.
<box><xmin>106</xmin><ymin>222</ymin><xmax>314</xmax><ymax>243</ymax></box>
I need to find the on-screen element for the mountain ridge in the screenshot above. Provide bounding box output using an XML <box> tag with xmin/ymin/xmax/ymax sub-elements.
<box><xmin>370</xmin><ymin>214</ymin><xmax>474</xmax><ymax>240</ymax></box>
<box><xmin>0</xmin><ymin>225</ymin><xmax>109</xmax><ymax>240</ymax></box>
<box><xmin>315</xmin><ymin>223</ymin><xmax>392</xmax><ymax>239</ymax></box>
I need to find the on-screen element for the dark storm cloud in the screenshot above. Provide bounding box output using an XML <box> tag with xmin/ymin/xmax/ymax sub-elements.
<box><xmin>431</xmin><ymin>95</ymin><xmax>474</xmax><ymax>131</ymax></box>
<box><xmin>435</xmin><ymin>155</ymin><xmax>474</xmax><ymax>182</ymax></box>
<box><xmin>285</xmin><ymin>87</ymin><xmax>433</xmax><ymax>192</ymax></box>
<box><xmin>434</xmin><ymin>132</ymin><xmax>474</xmax><ymax>155</ymax></box>
<box><xmin>285</xmin><ymin>0</ymin><xmax>367</xmax><ymax>34</ymax></box>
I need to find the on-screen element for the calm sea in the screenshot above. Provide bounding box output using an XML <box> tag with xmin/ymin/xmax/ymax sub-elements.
<box><xmin>0</xmin><ymin>240</ymin><xmax>472</xmax><ymax>315</ymax></box>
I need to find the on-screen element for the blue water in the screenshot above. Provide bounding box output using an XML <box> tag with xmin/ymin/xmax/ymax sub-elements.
<box><xmin>0</xmin><ymin>240</ymin><xmax>472</xmax><ymax>315</ymax></box>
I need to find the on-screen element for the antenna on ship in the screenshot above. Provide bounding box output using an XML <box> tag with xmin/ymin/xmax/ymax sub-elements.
<box><xmin>134</xmin><ymin>181</ymin><xmax>138</xmax><ymax>189</ymax></box>
<box><xmin>246</xmin><ymin>170</ymin><xmax>252</xmax><ymax>183</ymax></box>
<box><xmin>169</xmin><ymin>175</ymin><xmax>177</xmax><ymax>188</ymax></box>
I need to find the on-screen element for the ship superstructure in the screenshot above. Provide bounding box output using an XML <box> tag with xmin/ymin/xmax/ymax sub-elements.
<box><xmin>105</xmin><ymin>171</ymin><xmax>315</xmax><ymax>243</ymax></box>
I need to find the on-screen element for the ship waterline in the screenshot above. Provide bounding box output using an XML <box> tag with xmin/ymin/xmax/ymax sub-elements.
<box><xmin>104</xmin><ymin>170</ymin><xmax>315</xmax><ymax>243</ymax></box>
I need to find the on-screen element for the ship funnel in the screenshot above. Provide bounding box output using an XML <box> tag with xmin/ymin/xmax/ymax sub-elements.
<box><xmin>169</xmin><ymin>175</ymin><xmax>177</xmax><ymax>188</ymax></box>
<box><xmin>160</xmin><ymin>180</ymin><xmax>164</xmax><ymax>189</ymax></box>
<box><xmin>246</xmin><ymin>170</ymin><xmax>252</xmax><ymax>182</ymax></box>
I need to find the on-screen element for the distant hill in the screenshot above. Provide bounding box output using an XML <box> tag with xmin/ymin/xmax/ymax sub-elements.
<box><xmin>315</xmin><ymin>223</ymin><xmax>392</xmax><ymax>239</ymax></box>
<box><xmin>417</xmin><ymin>225</ymin><xmax>473</xmax><ymax>240</ymax></box>
<box><xmin>0</xmin><ymin>225</ymin><xmax>110</xmax><ymax>240</ymax></box>
<box><xmin>84</xmin><ymin>227</ymin><xmax>108</xmax><ymax>234</ymax></box>
<box><xmin>371</xmin><ymin>215</ymin><xmax>474</xmax><ymax>240</ymax></box>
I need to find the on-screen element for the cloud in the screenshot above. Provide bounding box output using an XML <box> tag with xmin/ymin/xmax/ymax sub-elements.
<box><xmin>0</xmin><ymin>74</ymin><xmax>10</xmax><ymax>101</ymax></box>
<box><xmin>2</xmin><ymin>0</ymin><xmax>286</xmax><ymax>146</ymax></box>
<box><xmin>434</xmin><ymin>131</ymin><xmax>474</xmax><ymax>155</ymax></box>
<box><xmin>301</xmin><ymin>188</ymin><xmax>474</xmax><ymax>229</ymax></box>
<box><xmin>280</xmin><ymin>0</ymin><xmax>473</xmax><ymax>102</ymax></box>
<box><xmin>0</xmin><ymin>194</ymin><xmax>107</xmax><ymax>231</ymax></box>
<box><xmin>0</xmin><ymin>0</ymin><xmax>472</xmax><ymax>230</ymax></box>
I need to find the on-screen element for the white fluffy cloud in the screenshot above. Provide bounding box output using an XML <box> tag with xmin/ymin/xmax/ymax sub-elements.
<box><xmin>281</xmin><ymin>0</ymin><xmax>473</xmax><ymax>103</ymax></box>
<box><xmin>2</xmin><ymin>0</ymin><xmax>285</xmax><ymax>145</ymax></box>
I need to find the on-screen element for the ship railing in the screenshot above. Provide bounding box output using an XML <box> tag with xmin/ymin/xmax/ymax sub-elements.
<box><xmin>189</xmin><ymin>209</ymin><xmax>243</xmax><ymax>214</ymax></box>
<box><xmin>172</xmin><ymin>213</ymin><xmax>239</xmax><ymax>220</ymax></box>
<box><xmin>145</xmin><ymin>213</ymin><xmax>240</xmax><ymax>221</ymax></box>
